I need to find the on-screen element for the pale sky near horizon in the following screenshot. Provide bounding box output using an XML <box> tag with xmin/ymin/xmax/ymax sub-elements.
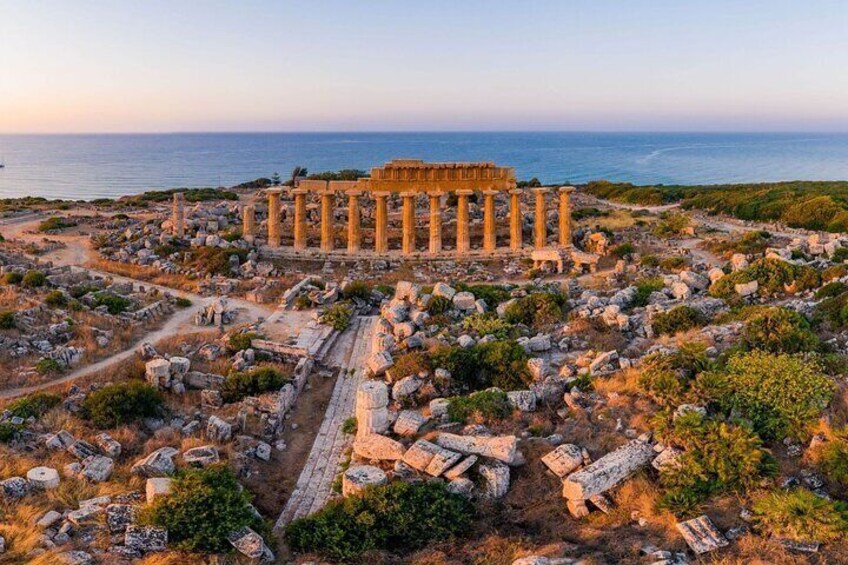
<box><xmin>3</xmin><ymin>0</ymin><xmax>848</xmax><ymax>133</ymax></box>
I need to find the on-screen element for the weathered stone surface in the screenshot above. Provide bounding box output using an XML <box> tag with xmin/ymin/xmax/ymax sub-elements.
<box><xmin>353</xmin><ymin>433</ymin><xmax>405</xmax><ymax>461</ymax></box>
<box><xmin>67</xmin><ymin>439</ymin><xmax>98</xmax><ymax>459</ymax></box>
<box><xmin>95</xmin><ymin>432</ymin><xmax>122</xmax><ymax>458</ymax></box>
<box><xmin>452</xmin><ymin>291</ymin><xmax>476</xmax><ymax>310</ymax></box>
<box><xmin>402</xmin><ymin>439</ymin><xmax>443</xmax><ymax>471</ymax></box>
<box><xmin>432</xmin><ymin>282</ymin><xmax>456</xmax><ymax>300</ymax></box>
<box><xmin>676</xmin><ymin>515</ymin><xmax>729</xmax><ymax>554</ymax></box>
<box><xmin>131</xmin><ymin>447</ymin><xmax>178</xmax><ymax>477</ymax></box>
<box><xmin>228</xmin><ymin>527</ymin><xmax>275</xmax><ymax>561</ymax></box>
<box><xmin>26</xmin><ymin>466</ymin><xmax>60</xmax><ymax>489</ymax></box>
<box><xmin>145</xmin><ymin>358</ymin><xmax>171</xmax><ymax>387</ymax></box>
<box><xmin>68</xmin><ymin>504</ymin><xmax>103</xmax><ymax>526</ymax></box>
<box><xmin>735</xmin><ymin>280</ymin><xmax>758</xmax><ymax>297</ymax></box>
<box><xmin>81</xmin><ymin>455</ymin><xmax>114</xmax><ymax>482</ymax></box>
<box><xmin>507</xmin><ymin>390</ymin><xmax>537</xmax><ymax>412</ymax></box>
<box><xmin>541</xmin><ymin>444</ymin><xmax>583</xmax><ymax>478</ymax></box>
<box><xmin>429</xmin><ymin>397</ymin><xmax>450</xmax><ymax>417</ymax></box>
<box><xmin>106</xmin><ymin>504</ymin><xmax>137</xmax><ymax>533</ymax></box>
<box><xmin>479</xmin><ymin>461</ymin><xmax>510</xmax><ymax>498</ymax></box>
<box><xmin>342</xmin><ymin>465</ymin><xmax>388</xmax><ymax>497</ymax></box>
<box><xmin>125</xmin><ymin>525</ymin><xmax>168</xmax><ymax>552</ymax></box>
<box><xmin>57</xmin><ymin>551</ymin><xmax>93</xmax><ymax>565</ymax></box>
<box><xmin>435</xmin><ymin>433</ymin><xmax>520</xmax><ymax>465</ymax></box>
<box><xmin>37</xmin><ymin>509</ymin><xmax>63</xmax><ymax>528</ymax></box>
<box><xmin>145</xmin><ymin>477</ymin><xmax>173</xmax><ymax>503</ymax></box>
<box><xmin>561</xmin><ymin>439</ymin><xmax>654</xmax><ymax>500</ymax></box>
<box><xmin>393</xmin><ymin>410</ymin><xmax>428</xmax><ymax>436</ymax></box>
<box><xmin>206</xmin><ymin>415</ymin><xmax>232</xmax><ymax>442</ymax></box>
<box><xmin>182</xmin><ymin>445</ymin><xmax>220</xmax><ymax>467</ymax></box>
<box><xmin>367</xmin><ymin>351</ymin><xmax>394</xmax><ymax>376</ymax></box>
<box><xmin>0</xmin><ymin>477</ymin><xmax>28</xmax><ymax>499</ymax></box>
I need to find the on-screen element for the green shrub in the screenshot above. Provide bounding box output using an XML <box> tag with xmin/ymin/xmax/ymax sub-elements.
<box><xmin>611</xmin><ymin>243</ymin><xmax>635</xmax><ymax>258</ymax></box>
<box><xmin>321</xmin><ymin>303</ymin><xmax>354</xmax><ymax>331</ymax></box>
<box><xmin>69</xmin><ymin>284</ymin><xmax>99</xmax><ymax>299</ymax></box>
<box><xmin>659</xmin><ymin>256</ymin><xmax>687</xmax><ymax>271</ymax></box>
<box><xmin>22</xmin><ymin>270</ymin><xmax>46</xmax><ymax>288</ymax></box>
<box><xmin>293</xmin><ymin>294</ymin><xmax>312</xmax><ymax>310</ymax></box>
<box><xmin>221</xmin><ymin>367</ymin><xmax>289</xmax><ymax>403</ymax></box>
<box><xmin>631</xmin><ymin>277</ymin><xmax>665</xmax><ymax>308</ymax></box>
<box><xmin>81</xmin><ymin>381</ymin><xmax>164</xmax><ymax>428</ymax></box>
<box><xmin>503</xmin><ymin>291</ymin><xmax>568</xmax><ymax>330</ymax></box>
<box><xmin>455</xmin><ymin>283</ymin><xmax>512</xmax><ymax>306</ymax></box>
<box><xmin>341</xmin><ymin>280</ymin><xmax>371</xmax><ymax>301</ymax></box>
<box><xmin>175</xmin><ymin>297</ymin><xmax>192</xmax><ymax>308</ymax></box>
<box><xmin>447</xmin><ymin>389</ymin><xmax>512</xmax><ymax>423</ymax></box>
<box><xmin>3</xmin><ymin>272</ymin><xmax>22</xmax><ymax>285</ymax></box>
<box><xmin>752</xmin><ymin>488</ymin><xmax>848</xmax><ymax>542</ymax></box>
<box><xmin>6</xmin><ymin>392</ymin><xmax>61</xmax><ymax>419</ymax></box>
<box><xmin>92</xmin><ymin>292</ymin><xmax>131</xmax><ymax>314</ymax></box>
<box><xmin>34</xmin><ymin>358</ymin><xmax>62</xmax><ymax>375</ymax></box>
<box><xmin>656</xmin><ymin>412</ymin><xmax>776</xmax><ymax>511</ymax></box>
<box><xmin>37</xmin><ymin>216</ymin><xmax>73</xmax><ymax>232</ymax></box>
<box><xmin>461</xmin><ymin>313</ymin><xmax>513</xmax><ymax>339</ymax></box>
<box><xmin>0</xmin><ymin>422</ymin><xmax>23</xmax><ymax>443</ymax></box>
<box><xmin>815</xmin><ymin>281</ymin><xmax>848</xmax><ymax>299</ymax></box>
<box><xmin>706</xmin><ymin>230</ymin><xmax>771</xmax><ymax>257</ymax></box>
<box><xmin>740</xmin><ymin>306</ymin><xmax>820</xmax><ymax>354</ymax></box>
<box><xmin>710</xmin><ymin>258</ymin><xmax>820</xmax><ymax>299</ymax></box>
<box><xmin>431</xmin><ymin>339</ymin><xmax>531</xmax><ymax>393</ymax></box>
<box><xmin>651</xmin><ymin>306</ymin><xmax>708</xmax><ymax>336</ymax></box>
<box><xmin>45</xmin><ymin>290</ymin><xmax>68</xmax><ymax>308</ymax></box>
<box><xmin>816</xmin><ymin>440</ymin><xmax>848</xmax><ymax>488</ymax></box>
<box><xmin>637</xmin><ymin>343</ymin><xmax>711</xmax><ymax>406</ymax></box>
<box><xmin>227</xmin><ymin>331</ymin><xmax>259</xmax><ymax>353</ymax></box>
<box><xmin>652</xmin><ymin>212</ymin><xmax>691</xmax><ymax>238</ymax></box>
<box><xmin>427</xmin><ymin>295</ymin><xmax>452</xmax><ymax>315</ymax></box>
<box><xmin>285</xmin><ymin>481</ymin><xmax>473</xmax><ymax>562</ymax></box>
<box><xmin>0</xmin><ymin>310</ymin><xmax>15</xmax><ymax>329</ymax></box>
<box><xmin>831</xmin><ymin>247</ymin><xmax>848</xmax><ymax>263</ymax></box>
<box><xmin>814</xmin><ymin>290</ymin><xmax>848</xmax><ymax>330</ymax></box>
<box><xmin>639</xmin><ymin>254</ymin><xmax>660</xmax><ymax>268</ymax></box>
<box><xmin>390</xmin><ymin>351</ymin><xmax>432</xmax><ymax>381</ymax></box>
<box><xmin>141</xmin><ymin>465</ymin><xmax>262</xmax><ymax>552</ymax></box>
<box><xmin>701</xmin><ymin>351</ymin><xmax>833</xmax><ymax>440</ymax></box>
<box><xmin>342</xmin><ymin>417</ymin><xmax>357</xmax><ymax>435</ymax></box>
<box><xmin>186</xmin><ymin>247</ymin><xmax>249</xmax><ymax>276</ymax></box>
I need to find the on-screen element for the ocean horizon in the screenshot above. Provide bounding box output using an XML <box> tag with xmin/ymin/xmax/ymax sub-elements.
<box><xmin>2</xmin><ymin>131</ymin><xmax>848</xmax><ymax>201</ymax></box>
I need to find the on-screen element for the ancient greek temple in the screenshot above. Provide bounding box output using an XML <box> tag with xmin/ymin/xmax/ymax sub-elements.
<box><xmin>174</xmin><ymin>159</ymin><xmax>581</xmax><ymax>262</ymax></box>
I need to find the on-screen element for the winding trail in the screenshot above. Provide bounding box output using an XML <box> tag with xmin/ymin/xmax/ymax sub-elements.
<box><xmin>275</xmin><ymin>315</ymin><xmax>375</xmax><ymax>529</ymax></box>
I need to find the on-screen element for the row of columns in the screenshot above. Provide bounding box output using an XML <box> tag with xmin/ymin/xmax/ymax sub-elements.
<box><xmin>241</xmin><ymin>186</ymin><xmax>575</xmax><ymax>255</ymax></box>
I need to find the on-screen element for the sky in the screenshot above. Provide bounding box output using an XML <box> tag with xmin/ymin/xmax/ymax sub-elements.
<box><xmin>2</xmin><ymin>0</ymin><xmax>848</xmax><ymax>133</ymax></box>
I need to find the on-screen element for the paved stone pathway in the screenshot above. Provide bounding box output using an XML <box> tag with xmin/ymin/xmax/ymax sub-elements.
<box><xmin>275</xmin><ymin>315</ymin><xmax>375</xmax><ymax>528</ymax></box>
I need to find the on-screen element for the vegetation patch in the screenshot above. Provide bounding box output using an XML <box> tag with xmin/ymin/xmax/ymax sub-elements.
<box><xmin>709</xmin><ymin>258</ymin><xmax>820</xmax><ymax>299</ymax></box>
<box><xmin>651</xmin><ymin>305</ymin><xmax>708</xmax><ymax>336</ymax></box>
<box><xmin>92</xmin><ymin>291</ymin><xmax>131</xmax><ymax>314</ymax></box>
<box><xmin>502</xmin><ymin>290</ymin><xmax>568</xmax><ymax>330</ymax></box>
<box><xmin>461</xmin><ymin>313</ymin><xmax>513</xmax><ymax>339</ymax></box>
<box><xmin>447</xmin><ymin>388</ymin><xmax>512</xmax><ymax>423</ymax></box>
<box><xmin>81</xmin><ymin>380</ymin><xmax>164</xmax><ymax>428</ymax></box>
<box><xmin>6</xmin><ymin>392</ymin><xmax>61</xmax><ymax>419</ymax></box>
<box><xmin>37</xmin><ymin>216</ymin><xmax>75</xmax><ymax>232</ymax></box>
<box><xmin>752</xmin><ymin>488</ymin><xmax>848</xmax><ymax>542</ymax></box>
<box><xmin>221</xmin><ymin>366</ymin><xmax>290</xmax><ymax>403</ymax></box>
<box><xmin>739</xmin><ymin>306</ymin><xmax>820</xmax><ymax>354</ymax></box>
<box><xmin>430</xmin><ymin>339</ymin><xmax>531</xmax><ymax>393</ymax></box>
<box><xmin>320</xmin><ymin>302</ymin><xmax>354</xmax><ymax>331</ymax></box>
<box><xmin>22</xmin><ymin>270</ymin><xmax>46</xmax><ymax>288</ymax></box>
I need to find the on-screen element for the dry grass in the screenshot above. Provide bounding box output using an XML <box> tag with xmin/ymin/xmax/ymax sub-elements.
<box><xmin>87</xmin><ymin>258</ymin><xmax>199</xmax><ymax>292</ymax></box>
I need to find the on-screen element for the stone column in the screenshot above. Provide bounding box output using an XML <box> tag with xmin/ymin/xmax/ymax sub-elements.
<box><xmin>374</xmin><ymin>192</ymin><xmax>389</xmax><ymax>253</ymax></box>
<box><xmin>346</xmin><ymin>190</ymin><xmax>361</xmax><ymax>254</ymax></box>
<box><xmin>428</xmin><ymin>192</ymin><xmax>443</xmax><ymax>254</ymax></box>
<box><xmin>292</xmin><ymin>188</ymin><xmax>307</xmax><ymax>250</ymax></box>
<box><xmin>172</xmin><ymin>192</ymin><xmax>185</xmax><ymax>238</ymax></box>
<box><xmin>558</xmin><ymin>185</ymin><xmax>576</xmax><ymax>247</ymax></box>
<box><xmin>533</xmin><ymin>187</ymin><xmax>550</xmax><ymax>250</ymax></box>
<box><xmin>401</xmin><ymin>192</ymin><xmax>416</xmax><ymax>255</ymax></box>
<box><xmin>482</xmin><ymin>190</ymin><xmax>498</xmax><ymax>252</ymax></box>
<box><xmin>509</xmin><ymin>189</ymin><xmax>522</xmax><ymax>251</ymax></box>
<box><xmin>455</xmin><ymin>189</ymin><xmax>473</xmax><ymax>255</ymax></box>
<box><xmin>242</xmin><ymin>204</ymin><xmax>255</xmax><ymax>243</ymax></box>
<box><xmin>320</xmin><ymin>191</ymin><xmax>334</xmax><ymax>252</ymax></box>
<box><xmin>267</xmin><ymin>188</ymin><xmax>282</xmax><ymax>247</ymax></box>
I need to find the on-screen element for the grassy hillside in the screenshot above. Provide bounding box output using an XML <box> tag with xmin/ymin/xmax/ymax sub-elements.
<box><xmin>584</xmin><ymin>180</ymin><xmax>848</xmax><ymax>232</ymax></box>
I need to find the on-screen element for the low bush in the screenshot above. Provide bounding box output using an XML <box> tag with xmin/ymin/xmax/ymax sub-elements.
<box><xmin>447</xmin><ymin>388</ymin><xmax>511</xmax><ymax>423</ymax></box>
<box><xmin>341</xmin><ymin>280</ymin><xmax>371</xmax><ymax>301</ymax></box>
<box><xmin>611</xmin><ymin>242</ymin><xmax>635</xmax><ymax>258</ymax></box>
<box><xmin>390</xmin><ymin>351</ymin><xmax>432</xmax><ymax>381</ymax></box>
<box><xmin>832</xmin><ymin>247</ymin><xmax>848</xmax><ymax>263</ymax></box>
<box><xmin>503</xmin><ymin>291</ymin><xmax>568</xmax><ymax>330</ymax></box>
<box><xmin>2</xmin><ymin>272</ymin><xmax>23</xmax><ymax>285</ymax></box>
<box><xmin>45</xmin><ymin>290</ymin><xmax>68</xmax><ymax>307</ymax></box>
<box><xmin>221</xmin><ymin>366</ymin><xmax>289</xmax><ymax>403</ymax></box>
<box><xmin>700</xmin><ymin>351</ymin><xmax>833</xmax><ymax>440</ymax></box>
<box><xmin>92</xmin><ymin>292</ymin><xmax>131</xmax><ymax>314</ymax></box>
<box><xmin>0</xmin><ymin>422</ymin><xmax>23</xmax><ymax>443</ymax></box>
<box><xmin>710</xmin><ymin>258</ymin><xmax>820</xmax><ymax>299</ymax></box>
<box><xmin>639</xmin><ymin>254</ymin><xmax>660</xmax><ymax>268</ymax></box>
<box><xmin>427</xmin><ymin>295</ymin><xmax>452</xmax><ymax>315</ymax></box>
<box><xmin>37</xmin><ymin>216</ymin><xmax>73</xmax><ymax>232</ymax></box>
<box><xmin>342</xmin><ymin>417</ymin><xmax>357</xmax><ymax>435</ymax></box>
<box><xmin>659</xmin><ymin>256</ymin><xmax>687</xmax><ymax>271</ymax></box>
<box><xmin>227</xmin><ymin>331</ymin><xmax>259</xmax><ymax>353</ymax></box>
<box><xmin>815</xmin><ymin>281</ymin><xmax>848</xmax><ymax>299</ymax></box>
<box><xmin>6</xmin><ymin>392</ymin><xmax>61</xmax><ymax>419</ymax></box>
<box><xmin>816</xmin><ymin>439</ymin><xmax>848</xmax><ymax>488</ymax></box>
<box><xmin>35</xmin><ymin>358</ymin><xmax>62</xmax><ymax>374</ymax></box>
<box><xmin>814</xmin><ymin>290</ymin><xmax>848</xmax><ymax>330</ymax></box>
<box><xmin>175</xmin><ymin>297</ymin><xmax>192</xmax><ymax>308</ymax></box>
<box><xmin>320</xmin><ymin>303</ymin><xmax>354</xmax><ymax>331</ymax></box>
<box><xmin>652</xmin><ymin>212</ymin><xmax>691</xmax><ymax>238</ymax></box>
<box><xmin>0</xmin><ymin>310</ymin><xmax>15</xmax><ymax>329</ymax></box>
<box><xmin>461</xmin><ymin>313</ymin><xmax>513</xmax><ymax>339</ymax></box>
<box><xmin>285</xmin><ymin>481</ymin><xmax>473</xmax><ymax>562</ymax></box>
<box><xmin>81</xmin><ymin>381</ymin><xmax>164</xmax><ymax>428</ymax></box>
<box><xmin>651</xmin><ymin>305</ymin><xmax>708</xmax><ymax>336</ymax></box>
<box><xmin>455</xmin><ymin>283</ymin><xmax>512</xmax><ymax>307</ymax></box>
<box><xmin>752</xmin><ymin>488</ymin><xmax>848</xmax><ymax>542</ymax></box>
<box><xmin>22</xmin><ymin>270</ymin><xmax>46</xmax><ymax>288</ymax></box>
<box><xmin>656</xmin><ymin>412</ymin><xmax>776</xmax><ymax>511</ymax></box>
<box><xmin>431</xmin><ymin>339</ymin><xmax>531</xmax><ymax>393</ymax></box>
<box><xmin>637</xmin><ymin>343</ymin><xmax>711</xmax><ymax>406</ymax></box>
<box><xmin>141</xmin><ymin>465</ymin><xmax>262</xmax><ymax>552</ymax></box>
<box><xmin>706</xmin><ymin>230</ymin><xmax>771</xmax><ymax>257</ymax></box>
<box><xmin>69</xmin><ymin>283</ymin><xmax>99</xmax><ymax>299</ymax></box>
<box><xmin>631</xmin><ymin>277</ymin><xmax>665</xmax><ymax>308</ymax></box>
<box><xmin>186</xmin><ymin>247</ymin><xmax>249</xmax><ymax>276</ymax></box>
<box><xmin>740</xmin><ymin>307</ymin><xmax>820</xmax><ymax>354</ymax></box>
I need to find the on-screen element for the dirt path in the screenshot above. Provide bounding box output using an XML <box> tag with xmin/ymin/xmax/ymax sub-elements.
<box><xmin>275</xmin><ymin>315</ymin><xmax>375</xmax><ymax>529</ymax></box>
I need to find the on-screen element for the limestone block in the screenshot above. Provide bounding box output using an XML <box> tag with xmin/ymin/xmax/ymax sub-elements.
<box><xmin>125</xmin><ymin>525</ymin><xmax>168</xmax><ymax>553</ymax></box>
<box><xmin>168</xmin><ymin>356</ymin><xmax>191</xmax><ymax>376</ymax></box>
<box><xmin>528</xmin><ymin>334</ymin><xmax>552</xmax><ymax>352</ymax></box>
<box><xmin>393</xmin><ymin>410</ymin><xmax>428</xmax><ymax>436</ymax></box>
<box><xmin>527</xmin><ymin>358</ymin><xmax>548</xmax><ymax>381</ymax></box>
<box><xmin>131</xmin><ymin>447</ymin><xmax>178</xmax><ymax>477</ymax></box>
<box><xmin>402</xmin><ymin>439</ymin><xmax>442</xmax><ymax>471</ymax></box>
<box><xmin>444</xmin><ymin>455</ymin><xmax>478</xmax><ymax>480</ymax></box>
<box><xmin>730</xmin><ymin>253</ymin><xmax>748</xmax><ymax>271</ymax></box>
<box><xmin>353</xmin><ymin>433</ymin><xmax>405</xmax><ymax>461</ymax></box>
<box><xmin>68</xmin><ymin>504</ymin><xmax>103</xmax><ymax>526</ymax></box>
<box><xmin>206</xmin><ymin>415</ymin><xmax>232</xmax><ymax>442</ymax></box>
<box><xmin>589</xmin><ymin>350</ymin><xmax>619</xmax><ymax>374</ymax></box>
<box><xmin>26</xmin><ymin>466</ymin><xmax>60</xmax><ymax>490</ymax></box>
<box><xmin>446</xmin><ymin>477</ymin><xmax>474</xmax><ymax>497</ymax></box>
<box><xmin>507</xmin><ymin>390</ymin><xmax>536</xmax><ymax>412</ymax></box>
<box><xmin>561</xmin><ymin>439</ymin><xmax>654</xmax><ymax>500</ymax></box>
<box><xmin>566</xmin><ymin>499</ymin><xmax>590</xmax><ymax>518</ymax></box>
<box><xmin>676</xmin><ymin>515</ymin><xmax>729</xmax><ymax>554</ymax></box>
<box><xmin>57</xmin><ymin>551</ymin><xmax>93</xmax><ymax>565</ymax></box>
<box><xmin>106</xmin><ymin>504</ymin><xmax>136</xmax><ymax>533</ymax></box>
<box><xmin>432</xmin><ymin>282</ymin><xmax>456</xmax><ymax>300</ymax></box>
<box><xmin>95</xmin><ymin>433</ymin><xmax>122</xmax><ymax>458</ymax></box>
<box><xmin>541</xmin><ymin>444</ymin><xmax>583</xmax><ymax>478</ymax></box>
<box><xmin>680</xmin><ymin>270</ymin><xmax>709</xmax><ymax>290</ymax></box>
<box><xmin>367</xmin><ymin>351</ymin><xmax>394</xmax><ymax>376</ymax></box>
<box><xmin>342</xmin><ymin>465</ymin><xmax>388</xmax><ymax>497</ymax></box>
<box><xmin>357</xmin><ymin>380</ymin><xmax>389</xmax><ymax>409</ymax></box>
<box><xmin>392</xmin><ymin>376</ymin><xmax>422</xmax><ymax>400</ymax></box>
<box><xmin>735</xmin><ymin>280</ymin><xmax>758</xmax><ymax>296</ymax></box>
<box><xmin>145</xmin><ymin>477</ymin><xmax>173</xmax><ymax>503</ymax></box>
<box><xmin>0</xmin><ymin>477</ymin><xmax>29</xmax><ymax>499</ymax></box>
<box><xmin>452</xmin><ymin>291</ymin><xmax>476</xmax><ymax>311</ymax></box>
<box><xmin>435</xmin><ymin>433</ymin><xmax>520</xmax><ymax>465</ymax></box>
<box><xmin>145</xmin><ymin>358</ymin><xmax>171</xmax><ymax>387</ymax></box>
<box><xmin>393</xmin><ymin>321</ymin><xmax>416</xmax><ymax>340</ymax></box>
<box><xmin>429</xmin><ymin>398</ymin><xmax>450</xmax><ymax>417</ymax></box>
<box><xmin>37</xmin><ymin>510</ymin><xmax>63</xmax><ymax>528</ymax></box>
<box><xmin>457</xmin><ymin>334</ymin><xmax>475</xmax><ymax>348</ymax></box>
<box><xmin>708</xmin><ymin>267</ymin><xmax>725</xmax><ymax>283</ymax></box>
<box><xmin>183</xmin><ymin>445</ymin><xmax>220</xmax><ymax>467</ymax></box>
<box><xmin>479</xmin><ymin>461</ymin><xmax>510</xmax><ymax>498</ymax></box>
<box><xmin>425</xmin><ymin>449</ymin><xmax>463</xmax><ymax>477</ymax></box>
<box><xmin>228</xmin><ymin>527</ymin><xmax>275</xmax><ymax>561</ymax></box>
<box><xmin>80</xmin><ymin>455</ymin><xmax>114</xmax><ymax>482</ymax></box>
<box><xmin>356</xmin><ymin>406</ymin><xmax>389</xmax><ymax>435</ymax></box>
<box><xmin>671</xmin><ymin>281</ymin><xmax>691</xmax><ymax>300</ymax></box>
<box><xmin>652</xmin><ymin>447</ymin><xmax>683</xmax><ymax>471</ymax></box>
<box><xmin>394</xmin><ymin>281</ymin><xmax>421</xmax><ymax>302</ymax></box>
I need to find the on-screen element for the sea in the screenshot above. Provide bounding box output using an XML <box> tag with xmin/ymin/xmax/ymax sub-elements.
<box><xmin>1</xmin><ymin>132</ymin><xmax>848</xmax><ymax>201</ymax></box>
